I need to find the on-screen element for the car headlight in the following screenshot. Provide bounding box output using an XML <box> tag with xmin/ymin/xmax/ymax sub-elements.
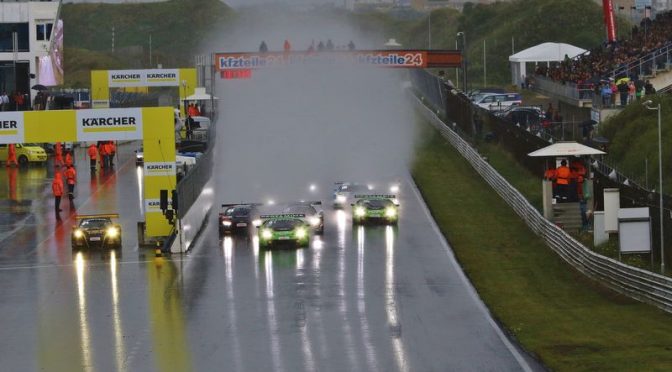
<box><xmin>106</xmin><ymin>227</ymin><xmax>119</xmax><ymax>238</ymax></box>
<box><xmin>253</xmin><ymin>219</ymin><xmax>262</xmax><ymax>227</ymax></box>
<box><xmin>355</xmin><ymin>207</ymin><xmax>366</xmax><ymax>217</ymax></box>
<box><xmin>262</xmin><ymin>229</ymin><xmax>273</xmax><ymax>240</ymax></box>
<box><xmin>136</xmin><ymin>153</ymin><xmax>143</xmax><ymax>159</ymax></box>
<box><xmin>336</xmin><ymin>195</ymin><xmax>346</xmax><ymax>203</ymax></box>
<box><xmin>74</xmin><ymin>229</ymin><xmax>84</xmax><ymax>239</ymax></box>
<box><xmin>222</xmin><ymin>220</ymin><xmax>232</xmax><ymax>226</ymax></box>
<box><xmin>385</xmin><ymin>207</ymin><xmax>397</xmax><ymax>217</ymax></box>
<box><xmin>309</xmin><ymin>217</ymin><xmax>320</xmax><ymax>226</ymax></box>
<box><xmin>390</xmin><ymin>185</ymin><xmax>400</xmax><ymax>193</ymax></box>
<box><xmin>296</xmin><ymin>228</ymin><xmax>307</xmax><ymax>239</ymax></box>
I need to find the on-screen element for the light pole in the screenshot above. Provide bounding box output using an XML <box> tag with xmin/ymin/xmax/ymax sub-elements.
<box><xmin>428</xmin><ymin>12</ymin><xmax>431</xmax><ymax>49</ymax></box>
<box><xmin>457</xmin><ymin>31</ymin><xmax>467</xmax><ymax>93</ymax></box>
<box><xmin>644</xmin><ymin>99</ymin><xmax>665</xmax><ymax>274</ymax></box>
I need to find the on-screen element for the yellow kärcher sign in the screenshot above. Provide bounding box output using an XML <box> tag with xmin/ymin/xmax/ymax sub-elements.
<box><xmin>108</xmin><ymin>69</ymin><xmax>180</xmax><ymax>88</ymax></box>
<box><xmin>91</xmin><ymin>68</ymin><xmax>197</xmax><ymax>113</ymax></box>
<box><xmin>0</xmin><ymin>107</ymin><xmax>175</xmax><ymax>238</ymax></box>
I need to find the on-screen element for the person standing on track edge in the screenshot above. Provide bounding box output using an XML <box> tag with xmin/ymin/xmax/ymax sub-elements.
<box><xmin>54</xmin><ymin>142</ymin><xmax>64</xmax><ymax>167</ymax></box>
<box><xmin>102</xmin><ymin>141</ymin><xmax>113</xmax><ymax>168</ymax></box>
<box><xmin>108</xmin><ymin>141</ymin><xmax>116</xmax><ymax>168</ymax></box>
<box><xmin>64</xmin><ymin>164</ymin><xmax>76</xmax><ymax>201</ymax></box>
<box><xmin>87</xmin><ymin>143</ymin><xmax>98</xmax><ymax>172</ymax></box>
<box><xmin>64</xmin><ymin>150</ymin><xmax>73</xmax><ymax>168</ymax></box>
<box><xmin>6</xmin><ymin>143</ymin><xmax>18</xmax><ymax>167</ymax></box>
<box><xmin>555</xmin><ymin>159</ymin><xmax>571</xmax><ymax>201</ymax></box>
<box><xmin>52</xmin><ymin>172</ymin><xmax>64</xmax><ymax>217</ymax></box>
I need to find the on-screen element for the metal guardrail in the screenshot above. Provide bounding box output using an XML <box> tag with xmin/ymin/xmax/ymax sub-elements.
<box><xmin>531</xmin><ymin>75</ymin><xmax>594</xmax><ymax>103</ymax></box>
<box><xmin>410</xmin><ymin>92</ymin><xmax>672</xmax><ymax>313</ymax></box>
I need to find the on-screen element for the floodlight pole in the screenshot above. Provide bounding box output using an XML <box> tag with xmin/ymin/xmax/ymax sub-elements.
<box><xmin>457</xmin><ymin>31</ymin><xmax>467</xmax><ymax>93</ymax></box>
<box><xmin>645</xmin><ymin>100</ymin><xmax>665</xmax><ymax>274</ymax></box>
<box><xmin>657</xmin><ymin>103</ymin><xmax>665</xmax><ymax>274</ymax></box>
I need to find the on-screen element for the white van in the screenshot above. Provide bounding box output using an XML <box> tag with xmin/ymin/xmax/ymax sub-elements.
<box><xmin>474</xmin><ymin>93</ymin><xmax>522</xmax><ymax>111</ymax></box>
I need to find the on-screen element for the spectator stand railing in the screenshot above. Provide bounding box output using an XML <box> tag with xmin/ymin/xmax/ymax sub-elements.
<box><xmin>608</xmin><ymin>42</ymin><xmax>672</xmax><ymax>82</ymax></box>
<box><xmin>409</xmin><ymin>82</ymin><xmax>672</xmax><ymax>313</ymax></box>
<box><xmin>531</xmin><ymin>75</ymin><xmax>594</xmax><ymax>106</ymax></box>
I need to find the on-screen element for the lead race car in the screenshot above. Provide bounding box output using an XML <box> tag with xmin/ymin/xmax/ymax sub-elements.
<box><xmin>281</xmin><ymin>201</ymin><xmax>324</xmax><ymax>234</ymax></box>
<box><xmin>71</xmin><ymin>214</ymin><xmax>122</xmax><ymax>249</ymax></box>
<box><xmin>257</xmin><ymin>214</ymin><xmax>310</xmax><ymax>249</ymax></box>
<box><xmin>351</xmin><ymin>194</ymin><xmax>399</xmax><ymax>225</ymax></box>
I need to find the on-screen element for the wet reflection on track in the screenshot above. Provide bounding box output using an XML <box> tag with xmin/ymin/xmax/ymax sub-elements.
<box><xmin>75</xmin><ymin>252</ymin><xmax>93</xmax><ymax>372</ymax></box>
<box><xmin>210</xmin><ymin>212</ymin><xmax>408</xmax><ymax>371</ymax></box>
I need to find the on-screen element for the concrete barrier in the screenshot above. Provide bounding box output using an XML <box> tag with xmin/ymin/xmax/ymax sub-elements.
<box><xmin>171</xmin><ymin>179</ymin><xmax>214</xmax><ymax>253</ymax></box>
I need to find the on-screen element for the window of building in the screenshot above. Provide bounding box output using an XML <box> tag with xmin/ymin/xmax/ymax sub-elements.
<box><xmin>0</xmin><ymin>23</ymin><xmax>30</xmax><ymax>52</ymax></box>
<box><xmin>36</xmin><ymin>21</ymin><xmax>53</xmax><ymax>42</ymax></box>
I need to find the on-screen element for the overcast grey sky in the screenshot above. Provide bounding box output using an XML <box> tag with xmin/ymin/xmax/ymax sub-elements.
<box><xmin>63</xmin><ymin>0</ymin><xmax>340</xmax><ymax>6</ymax></box>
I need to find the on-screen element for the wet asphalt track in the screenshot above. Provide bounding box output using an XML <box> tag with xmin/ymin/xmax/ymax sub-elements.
<box><xmin>0</xmin><ymin>142</ymin><xmax>542</xmax><ymax>371</ymax></box>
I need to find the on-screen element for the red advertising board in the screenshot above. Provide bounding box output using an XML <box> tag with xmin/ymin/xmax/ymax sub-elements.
<box><xmin>214</xmin><ymin>50</ymin><xmax>462</xmax><ymax>73</ymax></box>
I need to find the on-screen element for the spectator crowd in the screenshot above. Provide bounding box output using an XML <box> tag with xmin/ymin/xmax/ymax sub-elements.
<box><xmin>535</xmin><ymin>11</ymin><xmax>672</xmax><ymax>88</ymax></box>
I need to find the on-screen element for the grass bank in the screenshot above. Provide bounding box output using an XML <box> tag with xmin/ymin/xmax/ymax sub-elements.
<box><xmin>411</xmin><ymin>121</ymin><xmax>672</xmax><ymax>370</ymax></box>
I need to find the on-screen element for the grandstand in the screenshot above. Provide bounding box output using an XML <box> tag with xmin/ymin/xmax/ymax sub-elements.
<box><xmin>528</xmin><ymin>10</ymin><xmax>672</xmax><ymax>126</ymax></box>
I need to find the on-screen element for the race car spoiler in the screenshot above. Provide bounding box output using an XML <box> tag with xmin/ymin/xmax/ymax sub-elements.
<box><xmin>295</xmin><ymin>200</ymin><xmax>322</xmax><ymax>206</ymax></box>
<box><xmin>353</xmin><ymin>194</ymin><xmax>396</xmax><ymax>199</ymax></box>
<box><xmin>75</xmin><ymin>213</ymin><xmax>120</xmax><ymax>220</ymax></box>
<box><xmin>221</xmin><ymin>203</ymin><xmax>262</xmax><ymax>208</ymax></box>
<box><xmin>260</xmin><ymin>213</ymin><xmax>306</xmax><ymax>219</ymax></box>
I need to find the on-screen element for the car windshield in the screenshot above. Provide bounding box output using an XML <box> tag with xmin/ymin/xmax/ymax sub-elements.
<box><xmin>264</xmin><ymin>219</ymin><xmax>302</xmax><ymax>229</ymax></box>
<box><xmin>80</xmin><ymin>219</ymin><xmax>111</xmax><ymax>229</ymax></box>
<box><xmin>224</xmin><ymin>207</ymin><xmax>250</xmax><ymax>217</ymax></box>
<box><xmin>283</xmin><ymin>205</ymin><xmax>316</xmax><ymax>215</ymax></box>
<box><xmin>359</xmin><ymin>199</ymin><xmax>394</xmax><ymax>208</ymax></box>
<box><xmin>339</xmin><ymin>184</ymin><xmax>369</xmax><ymax>192</ymax></box>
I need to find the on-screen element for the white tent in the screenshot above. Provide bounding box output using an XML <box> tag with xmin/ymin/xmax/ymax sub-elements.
<box><xmin>509</xmin><ymin>42</ymin><xmax>587</xmax><ymax>87</ymax></box>
<box><xmin>527</xmin><ymin>141</ymin><xmax>605</xmax><ymax>157</ymax></box>
<box><xmin>185</xmin><ymin>87</ymin><xmax>217</xmax><ymax>101</ymax></box>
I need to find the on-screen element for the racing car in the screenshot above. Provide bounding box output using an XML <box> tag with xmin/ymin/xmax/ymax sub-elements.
<box><xmin>257</xmin><ymin>214</ymin><xmax>310</xmax><ymax>249</ymax></box>
<box><xmin>351</xmin><ymin>195</ymin><xmax>399</xmax><ymax>225</ymax></box>
<box><xmin>282</xmin><ymin>201</ymin><xmax>324</xmax><ymax>234</ymax></box>
<box><xmin>71</xmin><ymin>214</ymin><xmax>122</xmax><ymax>249</ymax></box>
<box><xmin>333</xmin><ymin>181</ymin><xmax>400</xmax><ymax>208</ymax></box>
<box><xmin>219</xmin><ymin>203</ymin><xmax>261</xmax><ymax>236</ymax></box>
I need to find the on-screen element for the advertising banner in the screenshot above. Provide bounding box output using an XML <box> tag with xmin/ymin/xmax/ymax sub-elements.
<box><xmin>145</xmin><ymin>199</ymin><xmax>172</xmax><ymax>213</ymax></box>
<box><xmin>216</xmin><ymin>50</ymin><xmax>432</xmax><ymax>70</ymax></box>
<box><xmin>144</xmin><ymin>161</ymin><xmax>177</xmax><ymax>177</ymax></box>
<box><xmin>76</xmin><ymin>108</ymin><xmax>143</xmax><ymax>141</ymax></box>
<box><xmin>108</xmin><ymin>69</ymin><xmax>181</xmax><ymax>87</ymax></box>
<box><xmin>0</xmin><ymin>112</ymin><xmax>25</xmax><ymax>143</ymax></box>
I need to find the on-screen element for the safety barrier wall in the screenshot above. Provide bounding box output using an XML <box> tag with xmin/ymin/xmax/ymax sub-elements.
<box><xmin>410</xmin><ymin>83</ymin><xmax>672</xmax><ymax>313</ymax></box>
<box><xmin>173</xmin><ymin>114</ymin><xmax>216</xmax><ymax>252</ymax></box>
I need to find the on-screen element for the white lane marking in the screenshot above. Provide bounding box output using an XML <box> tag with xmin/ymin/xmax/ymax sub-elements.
<box><xmin>406</xmin><ymin>175</ymin><xmax>534</xmax><ymax>372</ymax></box>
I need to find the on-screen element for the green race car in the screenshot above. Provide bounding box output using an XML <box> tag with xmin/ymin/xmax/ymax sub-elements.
<box><xmin>352</xmin><ymin>195</ymin><xmax>399</xmax><ymax>225</ymax></box>
<box><xmin>257</xmin><ymin>214</ymin><xmax>310</xmax><ymax>248</ymax></box>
